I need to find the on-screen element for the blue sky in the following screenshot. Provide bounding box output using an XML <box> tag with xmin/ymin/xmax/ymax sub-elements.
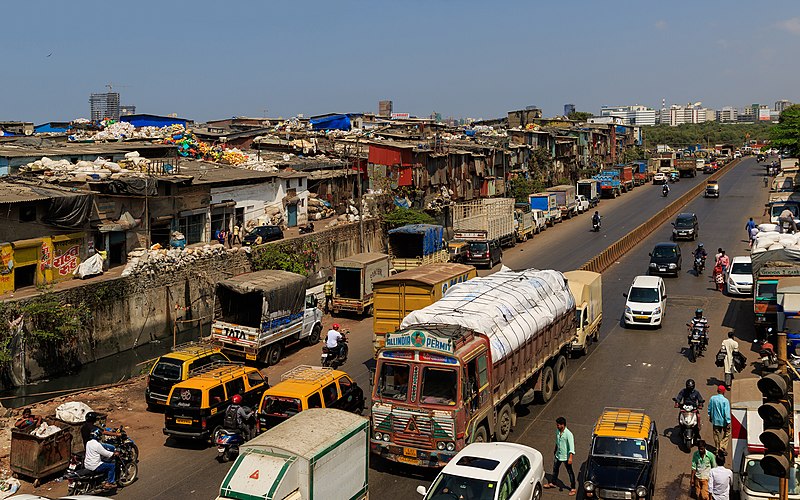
<box><xmin>2</xmin><ymin>0</ymin><xmax>799</xmax><ymax>123</ymax></box>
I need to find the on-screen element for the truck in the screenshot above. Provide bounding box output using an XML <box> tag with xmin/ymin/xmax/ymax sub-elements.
<box><xmin>452</xmin><ymin>198</ymin><xmax>515</xmax><ymax>248</ymax></box>
<box><xmin>211</xmin><ymin>270</ymin><xmax>323</xmax><ymax>366</ymax></box>
<box><xmin>387</xmin><ymin>224</ymin><xmax>448</xmax><ymax>271</ymax></box>
<box><xmin>332</xmin><ymin>252</ymin><xmax>390</xmax><ymax>316</ymax></box>
<box><xmin>513</xmin><ymin>203</ymin><xmax>535</xmax><ymax>242</ymax></box>
<box><xmin>650</xmin><ymin>154</ymin><xmax>675</xmax><ymax>173</ymax></box>
<box><xmin>370</xmin><ymin>268</ymin><xmax>576</xmax><ymax>467</ymax></box>
<box><xmin>592</xmin><ymin>171</ymin><xmax>622</xmax><ymax>198</ymax></box>
<box><xmin>611</xmin><ymin>165</ymin><xmax>634</xmax><ymax>192</ymax></box>
<box><xmin>371</xmin><ymin>262</ymin><xmax>477</xmax><ymax>356</ymax></box>
<box><xmin>751</xmin><ymin>248</ymin><xmax>800</xmax><ymax>337</ymax></box>
<box><xmin>631</xmin><ymin>161</ymin><xmax>650</xmax><ymax>186</ymax></box>
<box><xmin>731</xmin><ymin>378</ymin><xmax>800</xmax><ymax>500</ymax></box>
<box><xmin>216</xmin><ymin>408</ymin><xmax>368</xmax><ymax>500</ymax></box>
<box><xmin>676</xmin><ymin>158</ymin><xmax>697</xmax><ymax>178</ymax></box>
<box><xmin>528</xmin><ymin>193</ymin><xmax>561</xmax><ymax>225</ymax></box>
<box><xmin>766</xmin><ymin>192</ymin><xmax>800</xmax><ymax>224</ymax></box>
<box><xmin>577</xmin><ymin>179</ymin><xmax>600</xmax><ymax>207</ymax></box>
<box><xmin>546</xmin><ymin>184</ymin><xmax>578</xmax><ymax>219</ymax></box>
<box><xmin>564</xmin><ymin>270</ymin><xmax>602</xmax><ymax>357</ymax></box>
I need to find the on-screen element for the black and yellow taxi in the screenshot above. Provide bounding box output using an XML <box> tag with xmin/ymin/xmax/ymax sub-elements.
<box><xmin>145</xmin><ymin>343</ymin><xmax>230</xmax><ymax>408</ymax></box>
<box><xmin>257</xmin><ymin>365</ymin><xmax>364</xmax><ymax>432</ymax></box>
<box><xmin>583</xmin><ymin>408</ymin><xmax>659</xmax><ymax>500</ymax></box>
<box><xmin>163</xmin><ymin>364</ymin><xmax>268</xmax><ymax>442</ymax></box>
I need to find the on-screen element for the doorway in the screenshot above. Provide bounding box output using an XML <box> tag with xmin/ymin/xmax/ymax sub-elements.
<box><xmin>287</xmin><ymin>203</ymin><xmax>298</xmax><ymax>227</ymax></box>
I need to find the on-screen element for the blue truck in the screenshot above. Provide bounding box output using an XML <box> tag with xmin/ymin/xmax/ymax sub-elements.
<box><xmin>529</xmin><ymin>192</ymin><xmax>561</xmax><ymax>226</ymax></box>
<box><xmin>592</xmin><ymin>171</ymin><xmax>622</xmax><ymax>198</ymax></box>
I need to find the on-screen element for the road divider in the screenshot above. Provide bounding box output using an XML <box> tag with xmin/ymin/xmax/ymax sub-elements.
<box><xmin>580</xmin><ymin>159</ymin><xmax>742</xmax><ymax>273</ymax></box>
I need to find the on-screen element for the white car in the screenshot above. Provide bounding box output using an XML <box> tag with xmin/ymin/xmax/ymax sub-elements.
<box><xmin>727</xmin><ymin>255</ymin><xmax>753</xmax><ymax>295</ymax></box>
<box><xmin>624</xmin><ymin>275</ymin><xmax>667</xmax><ymax>328</ymax></box>
<box><xmin>418</xmin><ymin>442</ymin><xmax>545</xmax><ymax>500</ymax></box>
<box><xmin>531</xmin><ymin>209</ymin><xmax>547</xmax><ymax>233</ymax></box>
<box><xmin>653</xmin><ymin>173</ymin><xmax>667</xmax><ymax>185</ymax></box>
<box><xmin>575</xmin><ymin>195</ymin><xmax>590</xmax><ymax>214</ymax></box>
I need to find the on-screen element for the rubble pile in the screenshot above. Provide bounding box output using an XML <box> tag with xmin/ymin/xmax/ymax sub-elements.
<box><xmin>69</xmin><ymin>122</ymin><xmax>187</xmax><ymax>142</ymax></box>
<box><xmin>307</xmin><ymin>193</ymin><xmax>335</xmax><ymax>221</ymax></box>
<box><xmin>121</xmin><ymin>244</ymin><xmax>248</xmax><ymax>278</ymax></box>
<box><xmin>19</xmin><ymin>151</ymin><xmax>163</xmax><ymax>181</ymax></box>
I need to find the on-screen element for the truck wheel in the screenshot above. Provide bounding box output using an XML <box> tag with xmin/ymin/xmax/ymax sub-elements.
<box><xmin>496</xmin><ymin>404</ymin><xmax>514</xmax><ymax>442</ymax></box>
<box><xmin>307</xmin><ymin>324</ymin><xmax>322</xmax><ymax>345</ymax></box>
<box><xmin>267</xmin><ymin>343</ymin><xmax>283</xmax><ymax>366</ymax></box>
<box><xmin>539</xmin><ymin>366</ymin><xmax>555</xmax><ymax>403</ymax></box>
<box><xmin>364</xmin><ymin>305</ymin><xmax>373</xmax><ymax>316</ymax></box>
<box><xmin>554</xmin><ymin>355</ymin><xmax>568</xmax><ymax>390</ymax></box>
<box><xmin>471</xmin><ymin>425</ymin><xmax>488</xmax><ymax>443</ymax></box>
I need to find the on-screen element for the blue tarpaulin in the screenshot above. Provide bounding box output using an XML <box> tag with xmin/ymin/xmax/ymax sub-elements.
<box><xmin>388</xmin><ymin>224</ymin><xmax>444</xmax><ymax>256</ymax></box>
<box><xmin>310</xmin><ymin>114</ymin><xmax>351</xmax><ymax>131</ymax></box>
<box><xmin>34</xmin><ymin>123</ymin><xmax>70</xmax><ymax>134</ymax></box>
<box><xmin>120</xmin><ymin>114</ymin><xmax>188</xmax><ymax>128</ymax></box>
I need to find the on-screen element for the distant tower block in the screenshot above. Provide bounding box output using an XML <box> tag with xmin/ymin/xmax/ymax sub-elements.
<box><xmin>378</xmin><ymin>100</ymin><xmax>393</xmax><ymax>117</ymax></box>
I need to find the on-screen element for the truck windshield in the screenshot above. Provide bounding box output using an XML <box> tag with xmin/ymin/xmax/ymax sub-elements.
<box><xmin>744</xmin><ymin>459</ymin><xmax>800</xmax><ymax>494</ymax></box>
<box><xmin>592</xmin><ymin>437</ymin><xmax>648</xmax><ymax>460</ymax></box>
<box><xmin>377</xmin><ymin>363</ymin><xmax>410</xmax><ymax>401</ymax></box>
<box><xmin>420</xmin><ymin>367</ymin><xmax>457</xmax><ymax>406</ymax></box>
<box><xmin>757</xmin><ymin>282</ymin><xmax>778</xmax><ymax>301</ymax></box>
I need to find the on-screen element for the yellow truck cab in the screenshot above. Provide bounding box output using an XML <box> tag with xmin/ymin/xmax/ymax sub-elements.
<box><xmin>257</xmin><ymin>365</ymin><xmax>364</xmax><ymax>432</ymax></box>
<box><xmin>164</xmin><ymin>364</ymin><xmax>268</xmax><ymax>442</ymax></box>
<box><xmin>146</xmin><ymin>343</ymin><xmax>230</xmax><ymax>408</ymax></box>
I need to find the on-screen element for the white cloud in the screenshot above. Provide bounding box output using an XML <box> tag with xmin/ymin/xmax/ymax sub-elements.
<box><xmin>777</xmin><ymin>17</ymin><xmax>800</xmax><ymax>35</ymax></box>
<box><xmin>655</xmin><ymin>20</ymin><xmax>667</xmax><ymax>31</ymax></box>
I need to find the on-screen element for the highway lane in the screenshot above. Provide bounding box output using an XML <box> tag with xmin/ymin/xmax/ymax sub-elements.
<box><xmin>113</xmin><ymin>167</ymin><xmax>721</xmax><ymax>499</ymax></box>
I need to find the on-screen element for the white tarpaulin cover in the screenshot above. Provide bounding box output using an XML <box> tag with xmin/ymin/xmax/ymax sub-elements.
<box><xmin>73</xmin><ymin>253</ymin><xmax>104</xmax><ymax>279</ymax></box>
<box><xmin>401</xmin><ymin>269</ymin><xmax>574</xmax><ymax>363</ymax></box>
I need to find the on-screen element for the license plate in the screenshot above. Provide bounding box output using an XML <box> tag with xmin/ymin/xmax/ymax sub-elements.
<box><xmin>659</xmin><ymin>268</ymin><xmax>666</xmax><ymax>272</ymax></box>
<box><xmin>403</xmin><ymin>447</ymin><xmax>417</xmax><ymax>457</ymax></box>
<box><xmin>246</xmin><ymin>353</ymin><xmax>257</xmax><ymax>360</ymax></box>
<box><xmin>217</xmin><ymin>447</ymin><xmax>225</xmax><ymax>453</ymax></box>
<box><xmin>176</xmin><ymin>418</ymin><xmax>192</xmax><ymax>425</ymax></box>
<box><xmin>634</xmin><ymin>316</ymin><xmax>648</xmax><ymax>321</ymax></box>
<box><xmin>397</xmin><ymin>455</ymin><xmax>421</xmax><ymax>465</ymax></box>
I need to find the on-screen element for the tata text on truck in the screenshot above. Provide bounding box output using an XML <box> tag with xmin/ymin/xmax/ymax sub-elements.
<box><xmin>332</xmin><ymin>252</ymin><xmax>390</xmax><ymax>316</ymax></box>
<box><xmin>529</xmin><ymin>193</ymin><xmax>561</xmax><ymax>225</ymax></box>
<box><xmin>731</xmin><ymin>378</ymin><xmax>800</xmax><ymax>499</ymax></box>
<box><xmin>387</xmin><ymin>224</ymin><xmax>448</xmax><ymax>271</ymax></box>
<box><xmin>211</xmin><ymin>270</ymin><xmax>322</xmax><ymax>366</ymax></box>
<box><xmin>546</xmin><ymin>184</ymin><xmax>578</xmax><ymax>219</ymax></box>
<box><xmin>564</xmin><ymin>270</ymin><xmax>602</xmax><ymax>356</ymax></box>
<box><xmin>751</xmin><ymin>248</ymin><xmax>800</xmax><ymax>337</ymax></box>
<box><xmin>370</xmin><ymin>269</ymin><xmax>575</xmax><ymax>468</ymax></box>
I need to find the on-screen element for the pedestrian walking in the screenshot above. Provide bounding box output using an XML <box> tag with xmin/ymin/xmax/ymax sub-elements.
<box><xmin>707</xmin><ymin>454</ymin><xmax>733</xmax><ymax>500</ymax></box>
<box><xmin>749</xmin><ymin>226</ymin><xmax>759</xmax><ymax>248</ymax></box>
<box><xmin>721</xmin><ymin>332</ymin><xmax>739</xmax><ymax>389</ymax></box>
<box><xmin>714</xmin><ymin>263</ymin><xmax>724</xmax><ymax>292</ymax></box>
<box><xmin>745</xmin><ymin>218</ymin><xmax>756</xmax><ymax>239</ymax></box>
<box><xmin>544</xmin><ymin>417</ymin><xmax>576</xmax><ymax>496</ymax></box>
<box><xmin>232</xmin><ymin>224</ymin><xmax>242</xmax><ymax>245</ymax></box>
<box><xmin>718</xmin><ymin>251</ymin><xmax>730</xmax><ymax>276</ymax></box>
<box><xmin>323</xmin><ymin>277</ymin><xmax>334</xmax><ymax>314</ymax></box>
<box><xmin>708</xmin><ymin>385</ymin><xmax>731</xmax><ymax>457</ymax></box>
<box><xmin>217</xmin><ymin>229</ymin><xmax>226</xmax><ymax>246</ymax></box>
<box><xmin>691</xmin><ymin>440</ymin><xmax>716</xmax><ymax>500</ymax></box>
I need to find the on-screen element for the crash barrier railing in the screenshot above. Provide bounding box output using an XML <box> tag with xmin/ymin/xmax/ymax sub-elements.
<box><xmin>579</xmin><ymin>159</ymin><xmax>742</xmax><ymax>274</ymax></box>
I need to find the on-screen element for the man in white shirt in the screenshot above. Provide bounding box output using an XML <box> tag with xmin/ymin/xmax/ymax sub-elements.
<box><xmin>84</xmin><ymin>428</ymin><xmax>117</xmax><ymax>488</ymax></box>
<box><xmin>707</xmin><ymin>454</ymin><xmax>733</xmax><ymax>500</ymax></box>
<box><xmin>326</xmin><ymin>323</ymin><xmax>343</xmax><ymax>350</ymax></box>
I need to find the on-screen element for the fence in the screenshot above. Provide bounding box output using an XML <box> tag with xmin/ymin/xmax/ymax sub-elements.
<box><xmin>579</xmin><ymin>159</ymin><xmax>742</xmax><ymax>273</ymax></box>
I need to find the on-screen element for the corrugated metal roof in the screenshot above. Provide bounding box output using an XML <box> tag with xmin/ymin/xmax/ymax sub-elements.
<box><xmin>0</xmin><ymin>181</ymin><xmax>92</xmax><ymax>204</ymax></box>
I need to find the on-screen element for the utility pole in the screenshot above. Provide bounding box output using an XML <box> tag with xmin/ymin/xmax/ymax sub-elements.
<box><xmin>357</xmin><ymin>136</ymin><xmax>365</xmax><ymax>252</ymax></box>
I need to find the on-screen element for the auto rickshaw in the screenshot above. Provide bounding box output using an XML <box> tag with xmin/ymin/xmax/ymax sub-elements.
<box><xmin>448</xmin><ymin>240</ymin><xmax>468</xmax><ymax>263</ymax></box>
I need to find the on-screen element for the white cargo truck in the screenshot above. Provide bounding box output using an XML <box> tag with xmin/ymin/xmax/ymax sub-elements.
<box><xmin>564</xmin><ymin>270</ymin><xmax>602</xmax><ymax>356</ymax></box>
<box><xmin>216</xmin><ymin>408</ymin><xmax>369</xmax><ymax>500</ymax></box>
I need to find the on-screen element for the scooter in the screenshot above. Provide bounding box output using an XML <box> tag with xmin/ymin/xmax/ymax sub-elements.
<box><xmin>299</xmin><ymin>222</ymin><xmax>315</xmax><ymax>234</ymax></box>
<box><xmin>592</xmin><ymin>218</ymin><xmax>601</xmax><ymax>232</ymax></box>
<box><xmin>662</xmin><ymin>186</ymin><xmax>669</xmax><ymax>197</ymax></box>
<box><xmin>687</xmin><ymin>325</ymin><xmax>708</xmax><ymax>363</ymax></box>
<box><xmin>66</xmin><ymin>447</ymin><xmax>138</xmax><ymax>495</ymax></box>
<box><xmin>321</xmin><ymin>331</ymin><xmax>349</xmax><ymax>369</ymax></box>
<box><xmin>693</xmin><ymin>256</ymin><xmax>705</xmax><ymax>277</ymax></box>
<box><xmin>214</xmin><ymin>427</ymin><xmax>246</xmax><ymax>463</ymax></box>
<box><xmin>758</xmin><ymin>342</ymin><xmax>779</xmax><ymax>374</ymax></box>
<box><xmin>675</xmin><ymin>401</ymin><xmax>701</xmax><ymax>451</ymax></box>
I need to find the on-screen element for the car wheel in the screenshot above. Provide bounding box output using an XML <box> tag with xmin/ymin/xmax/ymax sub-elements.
<box><xmin>496</xmin><ymin>404</ymin><xmax>513</xmax><ymax>442</ymax></box>
<box><xmin>533</xmin><ymin>483</ymin><xmax>543</xmax><ymax>500</ymax></box>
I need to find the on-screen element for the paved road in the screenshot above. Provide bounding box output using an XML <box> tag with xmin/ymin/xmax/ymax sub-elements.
<box><xmin>115</xmin><ymin>164</ymin><xmax>753</xmax><ymax>499</ymax></box>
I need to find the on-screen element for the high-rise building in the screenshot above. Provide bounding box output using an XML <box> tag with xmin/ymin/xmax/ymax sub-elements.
<box><xmin>775</xmin><ymin>100</ymin><xmax>793</xmax><ymax>113</ymax></box>
<box><xmin>717</xmin><ymin>106</ymin><xmax>738</xmax><ymax>123</ymax></box>
<box><xmin>564</xmin><ymin>104</ymin><xmax>576</xmax><ymax>116</ymax></box>
<box><xmin>89</xmin><ymin>92</ymin><xmax>120</xmax><ymax>121</ymax></box>
<box><xmin>600</xmin><ymin>105</ymin><xmax>656</xmax><ymax>126</ymax></box>
<box><xmin>120</xmin><ymin>105</ymin><xmax>136</xmax><ymax>117</ymax></box>
<box><xmin>378</xmin><ymin>100</ymin><xmax>393</xmax><ymax>117</ymax></box>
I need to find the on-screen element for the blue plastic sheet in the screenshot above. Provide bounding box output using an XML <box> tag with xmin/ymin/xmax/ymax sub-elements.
<box><xmin>388</xmin><ymin>224</ymin><xmax>444</xmax><ymax>255</ymax></box>
<box><xmin>310</xmin><ymin>114</ymin><xmax>351</xmax><ymax>131</ymax></box>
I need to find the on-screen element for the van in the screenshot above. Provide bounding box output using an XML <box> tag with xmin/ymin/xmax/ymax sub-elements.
<box><xmin>624</xmin><ymin>275</ymin><xmax>666</xmax><ymax>328</ymax></box>
<box><xmin>257</xmin><ymin>365</ymin><xmax>364</xmax><ymax>432</ymax></box>
<box><xmin>163</xmin><ymin>364</ymin><xmax>268</xmax><ymax>441</ymax></box>
<box><xmin>145</xmin><ymin>343</ymin><xmax>230</xmax><ymax>408</ymax></box>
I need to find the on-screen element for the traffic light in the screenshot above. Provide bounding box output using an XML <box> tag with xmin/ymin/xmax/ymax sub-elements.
<box><xmin>757</xmin><ymin>372</ymin><xmax>793</xmax><ymax>477</ymax></box>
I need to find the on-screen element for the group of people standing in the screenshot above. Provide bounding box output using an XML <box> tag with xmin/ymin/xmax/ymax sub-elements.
<box><xmin>215</xmin><ymin>224</ymin><xmax>243</xmax><ymax>247</ymax></box>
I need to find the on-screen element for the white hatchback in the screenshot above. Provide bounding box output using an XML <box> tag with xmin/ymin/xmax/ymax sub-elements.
<box><xmin>624</xmin><ymin>275</ymin><xmax>667</xmax><ymax>327</ymax></box>
<box><xmin>418</xmin><ymin>442</ymin><xmax>545</xmax><ymax>500</ymax></box>
<box><xmin>726</xmin><ymin>255</ymin><xmax>753</xmax><ymax>295</ymax></box>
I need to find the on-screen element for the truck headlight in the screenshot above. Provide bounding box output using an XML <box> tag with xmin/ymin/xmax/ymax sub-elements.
<box><xmin>584</xmin><ymin>481</ymin><xmax>595</xmax><ymax>493</ymax></box>
<box><xmin>437</xmin><ymin>442</ymin><xmax>446</xmax><ymax>450</ymax></box>
<box><xmin>636</xmin><ymin>485</ymin><xmax>648</xmax><ymax>498</ymax></box>
<box><xmin>446</xmin><ymin>442</ymin><xmax>455</xmax><ymax>451</ymax></box>
<box><xmin>383</xmin><ymin>433</ymin><xmax>390</xmax><ymax>442</ymax></box>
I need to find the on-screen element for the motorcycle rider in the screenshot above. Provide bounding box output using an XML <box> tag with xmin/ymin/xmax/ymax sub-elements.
<box><xmin>687</xmin><ymin>308</ymin><xmax>710</xmax><ymax>347</ymax></box>
<box><xmin>693</xmin><ymin>243</ymin><xmax>708</xmax><ymax>264</ymax></box>
<box><xmin>326</xmin><ymin>323</ymin><xmax>344</xmax><ymax>361</ymax></box>
<box><xmin>662</xmin><ymin>183</ymin><xmax>670</xmax><ymax>196</ymax></box>
<box><xmin>84</xmin><ymin>427</ymin><xmax>117</xmax><ymax>490</ymax></box>
<box><xmin>224</xmin><ymin>394</ymin><xmax>254</xmax><ymax>440</ymax></box>
<box><xmin>592</xmin><ymin>211</ymin><xmax>601</xmax><ymax>229</ymax></box>
<box><xmin>81</xmin><ymin>411</ymin><xmax>120</xmax><ymax>448</ymax></box>
<box><xmin>675</xmin><ymin>379</ymin><xmax>706</xmax><ymax>432</ymax></box>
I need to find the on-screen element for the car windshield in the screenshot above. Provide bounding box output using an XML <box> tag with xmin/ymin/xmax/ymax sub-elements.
<box><xmin>468</xmin><ymin>242</ymin><xmax>488</xmax><ymax>253</ymax></box>
<box><xmin>152</xmin><ymin>359</ymin><xmax>182</xmax><ymax>381</ymax></box>
<box><xmin>261</xmin><ymin>396</ymin><xmax>301</xmax><ymax>416</ymax></box>
<box><xmin>420</xmin><ymin>367</ymin><xmax>457</xmax><ymax>406</ymax></box>
<box><xmin>731</xmin><ymin>262</ymin><xmax>752</xmax><ymax>275</ymax></box>
<box><xmin>675</xmin><ymin>218</ymin><xmax>694</xmax><ymax>228</ymax></box>
<box><xmin>377</xmin><ymin>363</ymin><xmax>410</xmax><ymax>401</ymax></box>
<box><xmin>629</xmin><ymin>287</ymin><xmax>660</xmax><ymax>303</ymax></box>
<box><xmin>592</xmin><ymin>436</ymin><xmax>649</xmax><ymax>460</ymax></box>
<box><xmin>744</xmin><ymin>460</ymin><xmax>800</xmax><ymax>494</ymax></box>
<box><xmin>426</xmin><ymin>472</ymin><xmax>497</xmax><ymax>500</ymax></box>
<box><xmin>652</xmin><ymin>246</ymin><xmax>677</xmax><ymax>258</ymax></box>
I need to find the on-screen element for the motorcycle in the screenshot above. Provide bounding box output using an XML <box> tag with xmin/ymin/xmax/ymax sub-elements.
<box><xmin>662</xmin><ymin>186</ymin><xmax>669</xmax><ymax>197</ymax></box>
<box><xmin>321</xmin><ymin>330</ymin><xmax>349</xmax><ymax>369</ymax></box>
<box><xmin>759</xmin><ymin>342</ymin><xmax>779</xmax><ymax>374</ymax></box>
<box><xmin>66</xmin><ymin>446</ymin><xmax>138</xmax><ymax>495</ymax></box>
<box><xmin>687</xmin><ymin>325</ymin><xmax>708</xmax><ymax>362</ymax></box>
<box><xmin>693</xmin><ymin>256</ymin><xmax>705</xmax><ymax>277</ymax></box>
<box><xmin>103</xmin><ymin>426</ymin><xmax>138</xmax><ymax>464</ymax></box>
<box><xmin>592</xmin><ymin>218</ymin><xmax>601</xmax><ymax>232</ymax></box>
<box><xmin>214</xmin><ymin>427</ymin><xmax>246</xmax><ymax>463</ymax></box>
<box><xmin>299</xmin><ymin>222</ymin><xmax>315</xmax><ymax>234</ymax></box>
<box><xmin>676</xmin><ymin>402</ymin><xmax>700</xmax><ymax>451</ymax></box>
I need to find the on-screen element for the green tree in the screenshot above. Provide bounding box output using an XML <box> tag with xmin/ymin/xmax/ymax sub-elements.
<box><xmin>382</xmin><ymin>208</ymin><xmax>436</xmax><ymax>229</ymax></box>
<box><xmin>510</xmin><ymin>178</ymin><xmax>542</xmax><ymax>203</ymax></box>
<box><xmin>770</xmin><ymin>105</ymin><xmax>800</xmax><ymax>156</ymax></box>
<box><xmin>643</xmin><ymin>122</ymin><xmax>772</xmax><ymax>149</ymax></box>
<box><xmin>568</xmin><ymin>111</ymin><xmax>593</xmax><ymax>121</ymax></box>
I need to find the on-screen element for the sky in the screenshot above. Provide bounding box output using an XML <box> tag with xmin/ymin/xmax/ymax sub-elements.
<box><xmin>2</xmin><ymin>0</ymin><xmax>799</xmax><ymax>124</ymax></box>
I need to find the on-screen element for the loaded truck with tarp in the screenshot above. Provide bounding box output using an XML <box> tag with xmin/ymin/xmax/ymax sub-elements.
<box><xmin>216</xmin><ymin>408</ymin><xmax>368</xmax><ymax>500</ymax></box>
<box><xmin>564</xmin><ymin>270</ymin><xmax>602</xmax><ymax>356</ymax></box>
<box><xmin>676</xmin><ymin>157</ymin><xmax>697</xmax><ymax>178</ymax></box>
<box><xmin>370</xmin><ymin>269</ymin><xmax>575</xmax><ymax>468</ymax></box>
<box><xmin>546</xmin><ymin>184</ymin><xmax>578</xmax><ymax>219</ymax></box>
<box><xmin>611</xmin><ymin>165</ymin><xmax>634</xmax><ymax>192</ymax></box>
<box><xmin>332</xmin><ymin>252</ymin><xmax>390</xmax><ymax>316</ymax></box>
<box><xmin>387</xmin><ymin>224</ymin><xmax>448</xmax><ymax>271</ymax></box>
<box><xmin>371</xmin><ymin>263</ymin><xmax>477</xmax><ymax>356</ymax></box>
<box><xmin>751</xmin><ymin>247</ymin><xmax>800</xmax><ymax>337</ymax></box>
<box><xmin>211</xmin><ymin>270</ymin><xmax>323</xmax><ymax>366</ymax></box>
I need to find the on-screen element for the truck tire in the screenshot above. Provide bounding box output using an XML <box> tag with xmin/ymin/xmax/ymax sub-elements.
<box><xmin>539</xmin><ymin>366</ymin><xmax>555</xmax><ymax>403</ymax></box>
<box><xmin>267</xmin><ymin>343</ymin><xmax>283</xmax><ymax>366</ymax></box>
<box><xmin>496</xmin><ymin>404</ymin><xmax>514</xmax><ymax>442</ymax></box>
<box><xmin>471</xmin><ymin>425</ymin><xmax>488</xmax><ymax>443</ymax></box>
<box><xmin>554</xmin><ymin>355</ymin><xmax>568</xmax><ymax>390</ymax></box>
<box><xmin>307</xmin><ymin>323</ymin><xmax>322</xmax><ymax>345</ymax></box>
